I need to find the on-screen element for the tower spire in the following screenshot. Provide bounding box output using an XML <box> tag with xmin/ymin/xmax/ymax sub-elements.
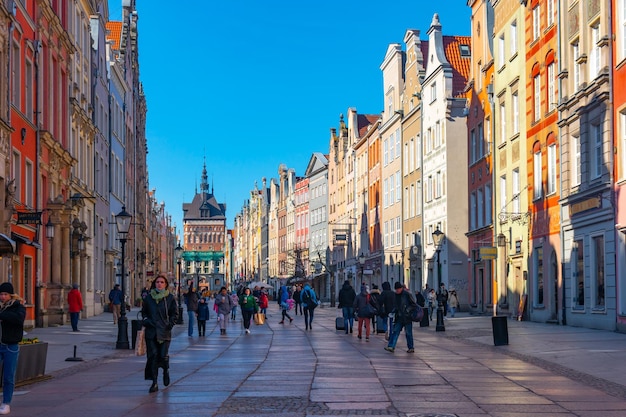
<box><xmin>200</xmin><ymin>157</ymin><xmax>209</xmax><ymax>194</ymax></box>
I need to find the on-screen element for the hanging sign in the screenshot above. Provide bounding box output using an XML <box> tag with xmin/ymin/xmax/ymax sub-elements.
<box><xmin>17</xmin><ymin>211</ymin><xmax>42</xmax><ymax>225</ymax></box>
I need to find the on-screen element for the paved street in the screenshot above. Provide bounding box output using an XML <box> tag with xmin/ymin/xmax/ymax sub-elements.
<box><xmin>11</xmin><ymin>303</ymin><xmax>626</xmax><ymax>417</ymax></box>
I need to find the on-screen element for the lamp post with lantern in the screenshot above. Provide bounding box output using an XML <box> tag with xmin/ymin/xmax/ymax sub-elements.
<box><xmin>432</xmin><ymin>226</ymin><xmax>445</xmax><ymax>332</ymax></box>
<box><xmin>115</xmin><ymin>206</ymin><xmax>132</xmax><ymax>349</ymax></box>
<box><xmin>175</xmin><ymin>243</ymin><xmax>184</xmax><ymax>325</ymax></box>
<box><xmin>359</xmin><ymin>253</ymin><xmax>365</xmax><ymax>287</ymax></box>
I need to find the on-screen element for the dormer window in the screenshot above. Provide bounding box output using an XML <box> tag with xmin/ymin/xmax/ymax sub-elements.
<box><xmin>459</xmin><ymin>44</ymin><xmax>470</xmax><ymax>57</ymax></box>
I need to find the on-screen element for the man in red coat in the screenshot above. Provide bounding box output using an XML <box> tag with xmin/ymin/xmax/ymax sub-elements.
<box><xmin>67</xmin><ymin>283</ymin><xmax>83</xmax><ymax>331</ymax></box>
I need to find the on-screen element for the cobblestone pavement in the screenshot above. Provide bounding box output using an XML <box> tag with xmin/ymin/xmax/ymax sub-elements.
<box><xmin>10</xmin><ymin>305</ymin><xmax>626</xmax><ymax>416</ymax></box>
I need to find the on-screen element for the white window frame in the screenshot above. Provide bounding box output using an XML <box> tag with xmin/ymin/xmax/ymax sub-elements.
<box><xmin>395</xmin><ymin>171</ymin><xmax>401</xmax><ymax>203</ymax></box>
<box><xmin>512</xmin><ymin>92</ymin><xmax>519</xmax><ymax>134</ymax></box>
<box><xmin>512</xmin><ymin>168</ymin><xmax>520</xmax><ymax>213</ymax></box>
<box><xmin>547</xmin><ymin>143</ymin><xmax>557</xmax><ymax>195</ymax></box>
<box><xmin>477</xmin><ymin>187</ymin><xmax>484</xmax><ymax>228</ymax></box>
<box><xmin>533</xmin><ymin>5</ymin><xmax>540</xmax><ymax>41</ymax></box>
<box><xmin>534</xmin><ymin>73</ymin><xmax>541</xmax><ymax>122</ymax></box>
<box><xmin>547</xmin><ymin>0</ymin><xmax>555</xmax><ymax>27</ymax></box>
<box><xmin>533</xmin><ymin>150</ymin><xmax>542</xmax><ymax>200</ymax></box>
<box><xmin>548</xmin><ymin>63</ymin><xmax>556</xmax><ymax>112</ymax></box>
<box><xmin>500</xmin><ymin>175</ymin><xmax>507</xmax><ymax>214</ymax></box>
<box><xmin>573</xmin><ymin>41</ymin><xmax>581</xmax><ymax>91</ymax></box>
<box><xmin>510</xmin><ymin>21</ymin><xmax>518</xmax><ymax>56</ymax></box>
<box><xmin>621</xmin><ymin>0</ymin><xmax>626</xmax><ymax>60</ymax></box>
<box><xmin>499</xmin><ymin>102</ymin><xmax>506</xmax><ymax>144</ymax></box>
<box><xmin>470</xmin><ymin>192</ymin><xmax>477</xmax><ymax>230</ymax></box>
<box><xmin>572</xmin><ymin>133</ymin><xmax>581</xmax><ymax>186</ymax></box>
<box><xmin>590</xmin><ymin>23</ymin><xmax>601</xmax><ymax>81</ymax></box>
<box><xmin>592</xmin><ymin>123</ymin><xmax>603</xmax><ymax>179</ymax></box>
<box><xmin>621</xmin><ymin>112</ymin><xmax>626</xmax><ymax>180</ymax></box>
<box><xmin>498</xmin><ymin>34</ymin><xmax>505</xmax><ymax>69</ymax></box>
<box><xmin>485</xmin><ymin>183</ymin><xmax>492</xmax><ymax>225</ymax></box>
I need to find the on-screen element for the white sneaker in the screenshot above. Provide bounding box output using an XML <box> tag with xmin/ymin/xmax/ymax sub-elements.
<box><xmin>0</xmin><ymin>403</ymin><xmax>11</xmax><ymax>415</ymax></box>
<box><xmin>245</xmin><ymin>329</ymin><xmax>250</xmax><ymax>334</ymax></box>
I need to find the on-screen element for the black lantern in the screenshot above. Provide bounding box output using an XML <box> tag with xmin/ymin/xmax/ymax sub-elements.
<box><xmin>115</xmin><ymin>206</ymin><xmax>132</xmax><ymax>349</ymax></box>
<box><xmin>174</xmin><ymin>243</ymin><xmax>184</xmax><ymax>324</ymax></box>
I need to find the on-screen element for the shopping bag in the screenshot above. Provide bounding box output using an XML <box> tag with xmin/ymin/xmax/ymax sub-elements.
<box><xmin>253</xmin><ymin>312</ymin><xmax>265</xmax><ymax>325</ymax></box>
<box><xmin>135</xmin><ymin>328</ymin><xmax>146</xmax><ymax>356</ymax></box>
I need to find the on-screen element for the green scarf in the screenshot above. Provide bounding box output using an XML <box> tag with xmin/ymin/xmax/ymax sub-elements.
<box><xmin>150</xmin><ymin>288</ymin><xmax>170</xmax><ymax>303</ymax></box>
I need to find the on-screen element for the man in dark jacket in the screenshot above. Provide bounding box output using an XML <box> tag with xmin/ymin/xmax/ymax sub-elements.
<box><xmin>337</xmin><ymin>280</ymin><xmax>356</xmax><ymax>334</ymax></box>
<box><xmin>185</xmin><ymin>284</ymin><xmax>199</xmax><ymax>336</ymax></box>
<box><xmin>0</xmin><ymin>282</ymin><xmax>26</xmax><ymax>414</ymax></box>
<box><xmin>379</xmin><ymin>282</ymin><xmax>395</xmax><ymax>339</ymax></box>
<box><xmin>384</xmin><ymin>282</ymin><xmax>417</xmax><ymax>353</ymax></box>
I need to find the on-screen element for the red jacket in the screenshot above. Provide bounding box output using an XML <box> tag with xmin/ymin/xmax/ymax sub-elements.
<box><xmin>68</xmin><ymin>288</ymin><xmax>83</xmax><ymax>313</ymax></box>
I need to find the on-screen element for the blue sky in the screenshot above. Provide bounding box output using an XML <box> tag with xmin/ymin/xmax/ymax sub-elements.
<box><xmin>109</xmin><ymin>1</ymin><xmax>471</xmax><ymax>232</ymax></box>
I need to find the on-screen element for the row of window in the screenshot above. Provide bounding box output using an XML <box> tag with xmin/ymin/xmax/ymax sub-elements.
<box><xmin>383</xmin><ymin>171</ymin><xmax>401</xmax><ymax>208</ymax></box>
<box><xmin>383</xmin><ymin>128</ymin><xmax>401</xmax><ymax>167</ymax></box>
<box><xmin>383</xmin><ymin>216</ymin><xmax>402</xmax><ymax>248</ymax></box>
<box><xmin>403</xmin><ymin>181</ymin><xmax>423</xmax><ymax>221</ymax></box>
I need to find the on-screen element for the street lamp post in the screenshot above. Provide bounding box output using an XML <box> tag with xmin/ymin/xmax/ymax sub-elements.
<box><xmin>432</xmin><ymin>226</ymin><xmax>445</xmax><ymax>332</ymax></box>
<box><xmin>175</xmin><ymin>243</ymin><xmax>184</xmax><ymax>325</ymax></box>
<box><xmin>115</xmin><ymin>206</ymin><xmax>132</xmax><ymax>349</ymax></box>
<box><xmin>195</xmin><ymin>260</ymin><xmax>201</xmax><ymax>292</ymax></box>
<box><xmin>359</xmin><ymin>253</ymin><xmax>365</xmax><ymax>287</ymax></box>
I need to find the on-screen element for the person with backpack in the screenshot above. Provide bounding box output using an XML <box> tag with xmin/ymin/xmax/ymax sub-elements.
<box><xmin>300</xmin><ymin>282</ymin><xmax>318</xmax><ymax>330</ymax></box>
<box><xmin>353</xmin><ymin>284</ymin><xmax>377</xmax><ymax>341</ymax></box>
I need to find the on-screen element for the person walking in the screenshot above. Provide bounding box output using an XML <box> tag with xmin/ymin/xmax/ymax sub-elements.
<box><xmin>67</xmin><ymin>283</ymin><xmax>83</xmax><ymax>332</ymax></box>
<box><xmin>0</xmin><ymin>282</ymin><xmax>26</xmax><ymax>415</ymax></box>
<box><xmin>196</xmin><ymin>296</ymin><xmax>210</xmax><ymax>336</ymax></box>
<box><xmin>427</xmin><ymin>288</ymin><xmax>437</xmax><ymax>320</ymax></box>
<box><xmin>229</xmin><ymin>291</ymin><xmax>239</xmax><ymax>320</ymax></box>
<box><xmin>239</xmin><ymin>287</ymin><xmax>258</xmax><ymax>334</ymax></box>
<box><xmin>437</xmin><ymin>283</ymin><xmax>449</xmax><ymax>317</ymax></box>
<box><xmin>300</xmin><ymin>283</ymin><xmax>318</xmax><ymax>330</ymax></box>
<box><xmin>448</xmin><ymin>288</ymin><xmax>459</xmax><ymax>317</ymax></box>
<box><xmin>292</xmin><ymin>284</ymin><xmax>303</xmax><ymax>316</ymax></box>
<box><xmin>379</xmin><ymin>282</ymin><xmax>395</xmax><ymax>339</ymax></box>
<box><xmin>353</xmin><ymin>285</ymin><xmax>375</xmax><ymax>341</ymax></box>
<box><xmin>258</xmin><ymin>289</ymin><xmax>269</xmax><ymax>318</ymax></box>
<box><xmin>369</xmin><ymin>284</ymin><xmax>381</xmax><ymax>333</ymax></box>
<box><xmin>384</xmin><ymin>282</ymin><xmax>417</xmax><ymax>353</ymax></box>
<box><xmin>142</xmin><ymin>275</ymin><xmax>178</xmax><ymax>393</ymax></box>
<box><xmin>215</xmin><ymin>287</ymin><xmax>233</xmax><ymax>335</ymax></box>
<box><xmin>185</xmin><ymin>284</ymin><xmax>199</xmax><ymax>336</ymax></box>
<box><xmin>109</xmin><ymin>284</ymin><xmax>122</xmax><ymax>324</ymax></box>
<box><xmin>278</xmin><ymin>284</ymin><xmax>293</xmax><ymax>324</ymax></box>
<box><xmin>337</xmin><ymin>280</ymin><xmax>356</xmax><ymax>334</ymax></box>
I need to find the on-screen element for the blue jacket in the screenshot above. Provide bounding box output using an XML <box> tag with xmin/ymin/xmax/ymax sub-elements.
<box><xmin>196</xmin><ymin>298</ymin><xmax>210</xmax><ymax>320</ymax></box>
<box><xmin>300</xmin><ymin>284</ymin><xmax>318</xmax><ymax>309</ymax></box>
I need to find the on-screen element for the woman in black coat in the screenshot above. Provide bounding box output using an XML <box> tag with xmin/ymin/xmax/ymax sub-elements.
<box><xmin>142</xmin><ymin>275</ymin><xmax>178</xmax><ymax>393</ymax></box>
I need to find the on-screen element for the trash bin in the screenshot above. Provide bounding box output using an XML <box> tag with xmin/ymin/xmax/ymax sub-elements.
<box><xmin>131</xmin><ymin>319</ymin><xmax>143</xmax><ymax>350</ymax></box>
<box><xmin>492</xmin><ymin>315</ymin><xmax>509</xmax><ymax>346</ymax></box>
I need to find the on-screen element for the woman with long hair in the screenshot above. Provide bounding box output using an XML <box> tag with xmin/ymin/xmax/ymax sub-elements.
<box><xmin>141</xmin><ymin>275</ymin><xmax>178</xmax><ymax>393</ymax></box>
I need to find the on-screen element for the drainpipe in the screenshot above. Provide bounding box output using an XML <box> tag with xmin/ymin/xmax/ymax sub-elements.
<box><xmin>556</xmin><ymin>0</ymin><xmax>566</xmax><ymax>327</ymax></box>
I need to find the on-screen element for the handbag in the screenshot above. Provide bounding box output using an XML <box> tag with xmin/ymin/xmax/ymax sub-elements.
<box><xmin>360</xmin><ymin>303</ymin><xmax>377</xmax><ymax>318</ymax></box>
<box><xmin>135</xmin><ymin>328</ymin><xmax>146</xmax><ymax>356</ymax></box>
<box><xmin>253</xmin><ymin>312</ymin><xmax>265</xmax><ymax>325</ymax></box>
<box><xmin>410</xmin><ymin>305</ymin><xmax>424</xmax><ymax>323</ymax></box>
